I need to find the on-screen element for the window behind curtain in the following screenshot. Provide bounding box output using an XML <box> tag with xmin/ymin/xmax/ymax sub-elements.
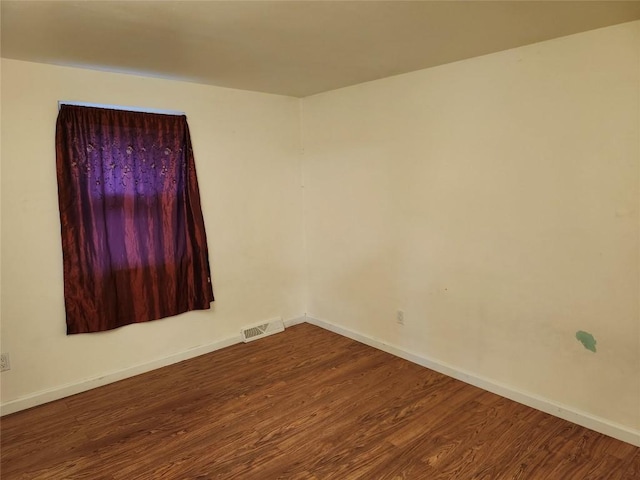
<box><xmin>56</xmin><ymin>105</ymin><xmax>214</xmax><ymax>334</ymax></box>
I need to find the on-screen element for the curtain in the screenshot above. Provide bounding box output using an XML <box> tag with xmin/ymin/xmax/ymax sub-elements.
<box><xmin>56</xmin><ymin>105</ymin><xmax>214</xmax><ymax>334</ymax></box>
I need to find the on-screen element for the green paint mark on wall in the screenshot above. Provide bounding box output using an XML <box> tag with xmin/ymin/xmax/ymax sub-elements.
<box><xmin>576</xmin><ymin>331</ymin><xmax>597</xmax><ymax>353</ymax></box>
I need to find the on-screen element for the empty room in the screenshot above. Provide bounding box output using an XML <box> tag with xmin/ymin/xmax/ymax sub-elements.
<box><xmin>1</xmin><ymin>1</ymin><xmax>639</xmax><ymax>478</ymax></box>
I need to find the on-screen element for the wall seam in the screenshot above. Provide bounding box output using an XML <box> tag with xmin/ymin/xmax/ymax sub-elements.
<box><xmin>298</xmin><ymin>97</ymin><xmax>310</xmax><ymax>317</ymax></box>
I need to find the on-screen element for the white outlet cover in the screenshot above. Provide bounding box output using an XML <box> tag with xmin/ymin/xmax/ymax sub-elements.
<box><xmin>0</xmin><ymin>354</ymin><xmax>10</xmax><ymax>372</ymax></box>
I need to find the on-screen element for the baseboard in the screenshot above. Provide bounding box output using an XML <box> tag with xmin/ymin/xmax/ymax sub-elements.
<box><xmin>305</xmin><ymin>315</ymin><xmax>640</xmax><ymax>447</ymax></box>
<box><xmin>1</xmin><ymin>315</ymin><xmax>307</xmax><ymax>416</ymax></box>
<box><xmin>284</xmin><ymin>315</ymin><xmax>307</xmax><ymax>328</ymax></box>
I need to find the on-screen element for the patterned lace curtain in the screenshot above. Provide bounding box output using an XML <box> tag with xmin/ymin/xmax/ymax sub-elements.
<box><xmin>56</xmin><ymin>105</ymin><xmax>214</xmax><ymax>334</ymax></box>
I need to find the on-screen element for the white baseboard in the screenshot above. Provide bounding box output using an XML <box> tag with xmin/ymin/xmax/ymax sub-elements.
<box><xmin>4</xmin><ymin>313</ymin><xmax>637</xmax><ymax>447</ymax></box>
<box><xmin>0</xmin><ymin>335</ymin><xmax>242</xmax><ymax>416</ymax></box>
<box><xmin>284</xmin><ymin>315</ymin><xmax>307</xmax><ymax>328</ymax></box>
<box><xmin>305</xmin><ymin>315</ymin><xmax>640</xmax><ymax>447</ymax></box>
<box><xmin>1</xmin><ymin>315</ymin><xmax>307</xmax><ymax>416</ymax></box>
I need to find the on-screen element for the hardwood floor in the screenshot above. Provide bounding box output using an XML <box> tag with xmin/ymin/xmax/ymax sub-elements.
<box><xmin>1</xmin><ymin>323</ymin><xmax>638</xmax><ymax>479</ymax></box>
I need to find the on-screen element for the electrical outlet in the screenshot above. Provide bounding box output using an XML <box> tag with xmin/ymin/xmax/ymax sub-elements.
<box><xmin>396</xmin><ymin>310</ymin><xmax>405</xmax><ymax>326</ymax></box>
<box><xmin>0</xmin><ymin>353</ymin><xmax>10</xmax><ymax>372</ymax></box>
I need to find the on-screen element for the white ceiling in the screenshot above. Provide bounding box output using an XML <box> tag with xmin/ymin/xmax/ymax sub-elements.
<box><xmin>2</xmin><ymin>1</ymin><xmax>640</xmax><ymax>98</ymax></box>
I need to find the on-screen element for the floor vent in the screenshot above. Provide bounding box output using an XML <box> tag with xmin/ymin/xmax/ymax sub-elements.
<box><xmin>241</xmin><ymin>318</ymin><xmax>285</xmax><ymax>343</ymax></box>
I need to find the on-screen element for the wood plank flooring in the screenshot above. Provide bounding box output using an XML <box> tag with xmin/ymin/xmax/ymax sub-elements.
<box><xmin>1</xmin><ymin>323</ymin><xmax>638</xmax><ymax>479</ymax></box>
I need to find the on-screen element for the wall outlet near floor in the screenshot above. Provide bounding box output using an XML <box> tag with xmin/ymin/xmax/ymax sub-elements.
<box><xmin>1</xmin><ymin>353</ymin><xmax>11</xmax><ymax>372</ymax></box>
<box><xmin>396</xmin><ymin>310</ymin><xmax>405</xmax><ymax>326</ymax></box>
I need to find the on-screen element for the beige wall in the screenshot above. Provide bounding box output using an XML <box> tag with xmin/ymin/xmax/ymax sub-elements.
<box><xmin>0</xmin><ymin>59</ymin><xmax>306</xmax><ymax>405</ymax></box>
<box><xmin>1</xmin><ymin>21</ymin><xmax>639</xmax><ymax>437</ymax></box>
<box><xmin>302</xmin><ymin>21</ymin><xmax>640</xmax><ymax>431</ymax></box>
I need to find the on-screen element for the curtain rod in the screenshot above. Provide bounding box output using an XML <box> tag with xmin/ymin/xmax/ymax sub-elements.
<box><xmin>58</xmin><ymin>101</ymin><xmax>185</xmax><ymax>116</ymax></box>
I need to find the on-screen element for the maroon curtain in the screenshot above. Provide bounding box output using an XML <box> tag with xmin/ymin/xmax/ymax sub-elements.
<box><xmin>56</xmin><ymin>105</ymin><xmax>213</xmax><ymax>334</ymax></box>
